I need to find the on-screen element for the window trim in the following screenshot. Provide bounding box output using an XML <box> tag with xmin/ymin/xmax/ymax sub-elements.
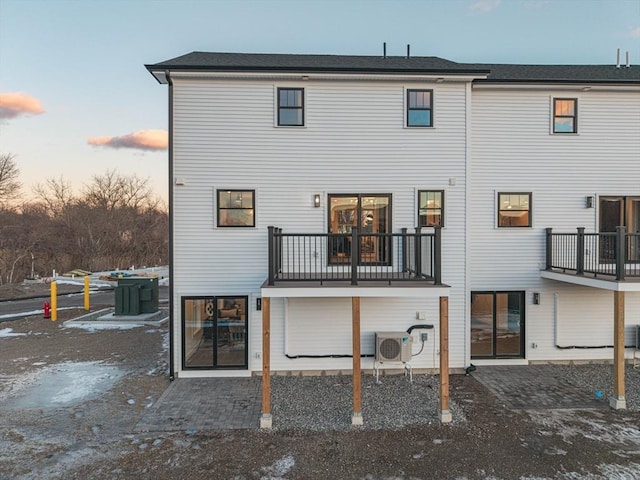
<box><xmin>552</xmin><ymin>98</ymin><xmax>578</xmax><ymax>134</ymax></box>
<box><xmin>406</xmin><ymin>88</ymin><xmax>434</xmax><ymax>128</ymax></box>
<box><xmin>277</xmin><ymin>87</ymin><xmax>305</xmax><ymax>127</ymax></box>
<box><xmin>216</xmin><ymin>189</ymin><xmax>256</xmax><ymax>228</ymax></box>
<box><xmin>417</xmin><ymin>190</ymin><xmax>445</xmax><ymax>227</ymax></box>
<box><xmin>497</xmin><ymin>192</ymin><xmax>532</xmax><ymax>228</ymax></box>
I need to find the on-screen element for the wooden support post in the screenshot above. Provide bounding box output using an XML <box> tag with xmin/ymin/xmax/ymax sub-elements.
<box><xmin>260</xmin><ymin>297</ymin><xmax>273</xmax><ymax>428</ymax></box>
<box><xmin>352</xmin><ymin>296</ymin><xmax>363</xmax><ymax>425</ymax></box>
<box><xmin>610</xmin><ymin>290</ymin><xmax>626</xmax><ymax>410</ymax></box>
<box><xmin>439</xmin><ymin>296</ymin><xmax>451</xmax><ymax>423</ymax></box>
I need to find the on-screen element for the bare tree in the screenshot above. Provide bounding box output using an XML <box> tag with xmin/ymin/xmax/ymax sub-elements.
<box><xmin>1</xmin><ymin>169</ymin><xmax>168</xmax><ymax>283</ymax></box>
<box><xmin>0</xmin><ymin>153</ymin><xmax>22</xmax><ymax>206</ymax></box>
<box><xmin>32</xmin><ymin>176</ymin><xmax>75</xmax><ymax>221</ymax></box>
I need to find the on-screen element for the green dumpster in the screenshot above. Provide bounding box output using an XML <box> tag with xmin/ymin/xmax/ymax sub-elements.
<box><xmin>114</xmin><ymin>277</ymin><xmax>159</xmax><ymax>315</ymax></box>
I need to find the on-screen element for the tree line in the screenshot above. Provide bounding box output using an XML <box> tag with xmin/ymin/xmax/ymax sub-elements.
<box><xmin>0</xmin><ymin>153</ymin><xmax>168</xmax><ymax>284</ymax></box>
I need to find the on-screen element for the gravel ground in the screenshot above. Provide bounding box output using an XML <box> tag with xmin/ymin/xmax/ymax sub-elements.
<box><xmin>2</xmin><ymin>308</ymin><xmax>640</xmax><ymax>479</ymax></box>
<box><xmin>271</xmin><ymin>374</ymin><xmax>463</xmax><ymax>432</ymax></box>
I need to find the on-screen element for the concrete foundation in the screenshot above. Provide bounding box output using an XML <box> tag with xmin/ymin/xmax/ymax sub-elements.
<box><xmin>260</xmin><ymin>413</ymin><xmax>272</xmax><ymax>429</ymax></box>
<box><xmin>351</xmin><ymin>412</ymin><xmax>363</xmax><ymax>426</ymax></box>
<box><xmin>440</xmin><ymin>409</ymin><xmax>452</xmax><ymax>423</ymax></box>
<box><xmin>609</xmin><ymin>396</ymin><xmax>627</xmax><ymax>410</ymax></box>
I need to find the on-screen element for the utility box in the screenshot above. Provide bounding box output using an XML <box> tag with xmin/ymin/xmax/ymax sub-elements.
<box><xmin>114</xmin><ymin>277</ymin><xmax>159</xmax><ymax>315</ymax></box>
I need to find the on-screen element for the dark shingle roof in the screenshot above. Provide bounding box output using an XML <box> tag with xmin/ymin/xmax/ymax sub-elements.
<box><xmin>467</xmin><ymin>63</ymin><xmax>640</xmax><ymax>83</ymax></box>
<box><xmin>146</xmin><ymin>52</ymin><xmax>640</xmax><ymax>84</ymax></box>
<box><xmin>146</xmin><ymin>51</ymin><xmax>489</xmax><ymax>75</ymax></box>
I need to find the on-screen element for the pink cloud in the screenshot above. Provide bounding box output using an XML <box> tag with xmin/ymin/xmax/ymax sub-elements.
<box><xmin>631</xmin><ymin>26</ymin><xmax>640</xmax><ymax>38</ymax></box>
<box><xmin>0</xmin><ymin>92</ymin><xmax>45</xmax><ymax>119</ymax></box>
<box><xmin>87</xmin><ymin>129</ymin><xmax>168</xmax><ymax>151</ymax></box>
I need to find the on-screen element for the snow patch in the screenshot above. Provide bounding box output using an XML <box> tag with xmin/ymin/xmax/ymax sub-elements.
<box><xmin>0</xmin><ymin>328</ymin><xmax>26</xmax><ymax>337</ymax></box>
<box><xmin>261</xmin><ymin>453</ymin><xmax>296</xmax><ymax>480</ymax></box>
<box><xmin>0</xmin><ymin>306</ymin><xmax>77</xmax><ymax>320</ymax></box>
<box><xmin>64</xmin><ymin>323</ymin><xmax>143</xmax><ymax>331</ymax></box>
<box><xmin>0</xmin><ymin>361</ymin><xmax>124</xmax><ymax>408</ymax></box>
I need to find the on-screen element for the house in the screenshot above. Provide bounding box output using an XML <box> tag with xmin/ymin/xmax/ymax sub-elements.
<box><xmin>146</xmin><ymin>51</ymin><xmax>640</xmax><ymax>426</ymax></box>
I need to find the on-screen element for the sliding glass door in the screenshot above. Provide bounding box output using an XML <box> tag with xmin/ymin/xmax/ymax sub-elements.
<box><xmin>328</xmin><ymin>194</ymin><xmax>391</xmax><ymax>265</ymax></box>
<box><xmin>471</xmin><ymin>291</ymin><xmax>525</xmax><ymax>359</ymax></box>
<box><xmin>599</xmin><ymin>196</ymin><xmax>640</xmax><ymax>262</ymax></box>
<box><xmin>182</xmin><ymin>296</ymin><xmax>248</xmax><ymax>369</ymax></box>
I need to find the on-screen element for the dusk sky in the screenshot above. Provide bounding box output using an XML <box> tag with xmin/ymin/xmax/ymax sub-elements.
<box><xmin>1</xmin><ymin>0</ymin><xmax>639</xmax><ymax>203</ymax></box>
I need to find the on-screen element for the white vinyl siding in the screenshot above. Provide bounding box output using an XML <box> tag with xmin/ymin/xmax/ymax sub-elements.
<box><xmin>171</xmin><ymin>78</ymin><xmax>469</xmax><ymax>375</ymax></box>
<box><xmin>470</xmin><ymin>88</ymin><xmax>640</xmax><ymax>361</ymax></box>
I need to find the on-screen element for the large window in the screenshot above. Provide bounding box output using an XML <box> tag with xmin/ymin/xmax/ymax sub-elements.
<box><xmin>182</xmin><ymin>296</ymin><xmax>248</xmax><ymax>369</ymax></box>
<box><xmin>278</xmin><ymin>88</ymin><xmax>304</xmax><ymax>126</ymax></box>
<box><xmin>553</xmin><ymin>98</ymin><xmax>577</xmax><ymax>133</ymax></box>
<box><xmin>217</xmin><ymin>190</ymin><xmax>255</xmax><ymax>227</ymax></box>
<box><xmin>407</xmin><ymin>89</ymin><xmax>433</xmax><ymax>127</ymax></box>
<box><xmin>418</xmin><ymin>190</ymin><xmax>444</xmax><ymax>227</ymax></box>
<box><xmin>328</xmin><ymin>194</ymin><xmax>391</xmax><ymax>264</ymax></box>
<box><xmin>498</xmin><ymin>193</ymin><xmax>531</xmax><ymax>227</ymax></box>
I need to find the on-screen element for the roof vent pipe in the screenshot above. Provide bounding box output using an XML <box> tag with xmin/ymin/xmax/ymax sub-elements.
<box><xmin>383</xmin><ymin>42</ymin><xmax>387</xmax><ymax>59</ymax></box>
<box><xmin>407</xmin><ymin>44</ymin><xmax>410</xmax><ymax>59</ymax></box>
<box><xmin>626</xmin><ymin>51</ymin><xmax>630</xmax><ymax>68</ymax></box>
<box><xmin>616</xmin><ymin>48</ymin><xmax>620</xmax><ymax>68</ymax></box>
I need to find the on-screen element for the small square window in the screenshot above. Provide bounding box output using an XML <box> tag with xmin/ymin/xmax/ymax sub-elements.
<box><xmin>407</xmin><ymin>89</ymin><xmax>433</xmax><ymax>127</ymax></box>
<box><xmin>278</xmin><ymin>88</ymin><xmax>304</xmax><ymax>126</ymax></box>
<box><xmin>553</xmin><ymin>98</ymin><xmax>577</xmax><ymax>133</ymax></box>
<box><xmin>498</xmin><ymin>193</ymin><xmax>531</xmax><ymax>227</ymax></box>
<box><xmin>217</xmin><ymin>190</ymin><xmax>255</xmax><ymax>227</ymax></box>
<box><xmin>418</xmin><ymin>190</ymin><xmax>444</xmax><ymax>227</ymax></box>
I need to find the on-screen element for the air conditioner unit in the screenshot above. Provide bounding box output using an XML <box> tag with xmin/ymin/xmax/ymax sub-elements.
<box><xmin>375</xmin><ymin>332</ymin><xmax>412</xmax><ymax>363</ymax></box>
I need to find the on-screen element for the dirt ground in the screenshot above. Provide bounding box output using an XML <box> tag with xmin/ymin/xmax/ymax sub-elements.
<box><xmin>1</xmin><ymin>309</ymin><xmax>640</xmax><ymax>479</ymax></box>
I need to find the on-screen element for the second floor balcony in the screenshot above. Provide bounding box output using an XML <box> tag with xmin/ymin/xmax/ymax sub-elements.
<box><xmin>545</xmin><ymin>226</ymin><xmax>640</xmax><ymax>282</ymax></box>
<box><xmin>266</xmin><ymin>226</ymin><xmax>442</xmax><ymax>287</ymax></box>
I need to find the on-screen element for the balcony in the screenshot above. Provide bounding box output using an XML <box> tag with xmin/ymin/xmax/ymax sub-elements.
<box><xmin>544</xmin><ymin>227</ymin><xmax>640</xmax><ymax>286</ymax></box>
<box><xmin>266</xmin><ymin>226</ymin><xmax>442</xmax><ymax>287</ymax></box>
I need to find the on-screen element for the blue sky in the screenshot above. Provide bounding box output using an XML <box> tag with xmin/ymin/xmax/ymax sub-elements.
<box><xmin>1</xmin><ymin>0</ymin><xmax>639</xmax><ymax>203</ymax></box>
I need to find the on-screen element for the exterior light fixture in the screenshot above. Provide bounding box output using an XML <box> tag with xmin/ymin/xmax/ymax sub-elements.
<box><xmin>586</xmin><ymin>196</ymin><xmax>594</xmax><ymax>208</ymax></box>
<box><xmin>314</xmin><ymin>194</ymin><xmax>321</xmax><ymax>208</ymax></box>
<box><xmin>533</xmin><ymin>292</ymin><xmax>540</xmax><ymax>305</ymax></box>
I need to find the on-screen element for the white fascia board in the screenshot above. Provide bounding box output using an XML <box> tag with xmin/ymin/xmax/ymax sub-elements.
<box><xmin>261</xmin><ymin>285</ymin><xmax>451</xmax><ymax>298</ymax></box>
<box><xmin>154</xmin><ymin>70</ymin><xmax>486</xmax><ymax>83</ymax></box>
<box><xmin>473</xmin><ymin>82</ymin><xmax>640</xmax><ymax>92</ymax></box>
<box><xmin>540</xmin><ymin>271</ymin><xmax>640</xmax><ymax>292</ymax></box>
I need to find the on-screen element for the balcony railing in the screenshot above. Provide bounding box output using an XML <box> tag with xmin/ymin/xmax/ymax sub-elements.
<box><xmin>545</xmin><ymin>226</ymin><xmax>640</xmax><ymax>280</ymax></box>
<box><xmin>267</xmin><ymin>226</ymin><xmax>442</xmax><ymax>286</ymax></box>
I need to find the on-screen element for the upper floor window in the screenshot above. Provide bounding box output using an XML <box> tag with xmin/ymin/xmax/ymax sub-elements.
<box><xmin>553</xmin><ymin>98</ymin><xmax>577</xmax><ymax>133</ymax></box>
<box><xmin>407</xmin><ymin>89</ymin><xmax>433</xmax><ymax>127</ymax></box>
<box><xmin>278</xmin><ymin>88</ymin><xmax>304</xmax><ymax>126</ymax></box>
<box><xmin>498</xmin><ymin>193</ymin><xmax>531</xmax><ymax>227</ymax></box>
<box><xmin>418</xmin><ymin>190</ymin><xmax>444</xmax><ymax>227</ymax></box>
<box><xmin>217</xmin><ymin>189</ymin><xmax>255</xmax><ymax>227</ymax></box>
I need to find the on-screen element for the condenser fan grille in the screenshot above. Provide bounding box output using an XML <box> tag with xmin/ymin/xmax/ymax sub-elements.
<box><xmin>379</xmin><ymin>338</ymin><xmax>401</xmax><ymax>360</ymax></box>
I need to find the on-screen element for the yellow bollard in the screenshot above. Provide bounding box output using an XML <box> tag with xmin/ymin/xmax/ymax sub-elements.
<box><xmin>84</xmin><ymin>275</ymin><xmax>90</xmax><ymax>311</ymax></box>
<box><xmin>51</xmin><ymin>281</ymin><xmax>57</xmax><ymax>321</ymax></box>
